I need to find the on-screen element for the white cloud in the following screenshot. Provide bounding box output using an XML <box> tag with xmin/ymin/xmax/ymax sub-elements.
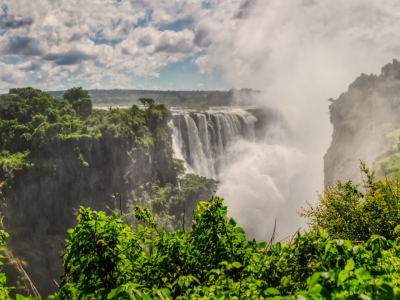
<box><xmin>0</xmin><ymin>0</ymin><xmax>207</xmax><ymax>90</ymax></box>
<box><xmin>90</xmin><ymin>82</ymin><xmax>103</xmax><ymax>89</ymax></box>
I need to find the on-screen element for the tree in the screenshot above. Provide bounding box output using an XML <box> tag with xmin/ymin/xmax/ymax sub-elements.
<box><xmin>139</xmin><ymin>98</ymin><xmax>155</xmax><ymax>109</ymax></box>
<box><xmin>72</xmin><ymin>98</ymin><xmax>93</xmax><ymax>118</ymax></box>
<box><xmin>63</xmin><ymin>87</ymin><xmax>90</xmax><ymax>104</ymax></box>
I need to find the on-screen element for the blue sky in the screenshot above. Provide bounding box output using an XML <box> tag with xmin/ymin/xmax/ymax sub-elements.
<box><xmin>0</xmin><ymin>0</ymin><xmax>238</xmax><ymax>92</ymax></box>
<box><xmin>0</xmin><ymin>0</ymin><xmax>398</xmax><ymax>95</ymax></box>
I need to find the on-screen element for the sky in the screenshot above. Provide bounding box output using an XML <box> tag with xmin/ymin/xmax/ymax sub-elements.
<box><xmin>0</xmin><ymin>0</ymin><xmax>399</xmax><ymax>94</ymax></box>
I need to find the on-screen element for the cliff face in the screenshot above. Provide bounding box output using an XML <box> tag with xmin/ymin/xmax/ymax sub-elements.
<box><xmin>324</xmin><ymin>59</ymin><xmax>400</xmax><ymax>184</ymax></box>
<box><xmin>0</xmin><ymin>88</ymin><xmax>177</xmax><ymax>296</ymax></box>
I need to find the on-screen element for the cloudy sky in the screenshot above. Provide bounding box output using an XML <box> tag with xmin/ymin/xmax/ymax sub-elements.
<box><xmin>0</xmin><ymin>0</ymin><xmax>399</xmax><ymax>93</ymax></box>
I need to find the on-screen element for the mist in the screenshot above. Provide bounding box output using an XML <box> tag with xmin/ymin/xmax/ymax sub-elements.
<box><xmin>198</xmin><ymin>0</ymin><xmax>400</xmax><ymax>240</ymax></box>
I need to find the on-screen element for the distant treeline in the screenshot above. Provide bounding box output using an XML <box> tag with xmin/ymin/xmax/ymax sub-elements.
<box><xmin>46</xmin><ymin>88</ymin><xmax>262</xmax><ymax>107</ymax></box>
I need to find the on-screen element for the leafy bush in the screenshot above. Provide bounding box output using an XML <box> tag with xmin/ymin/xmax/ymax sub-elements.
<box><xmin>47</xmin><ymin>196</ymin><xmax>400</xmax><ymax>300</ymax></box>
<box><xmin>299</xmin><ymin>162</ymin><xmax>400</xmax><ymax>242</ymax></box>
<box><xmin>125</xmin><ymin>172</ymin><xmax>219</xmax><ymax>232</ymax></box>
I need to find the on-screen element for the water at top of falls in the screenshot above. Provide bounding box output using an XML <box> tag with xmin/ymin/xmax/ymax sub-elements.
<box><xmin>170</xmin><ymin>107</ymin><xmax>257</xmax><ymax>179</ymax></box>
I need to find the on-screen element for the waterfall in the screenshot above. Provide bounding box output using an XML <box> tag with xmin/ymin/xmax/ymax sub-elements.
<box><xmin>171</xmin><ymin>108</ymin><xmax>257</xmax><ymax>178</ymax></box>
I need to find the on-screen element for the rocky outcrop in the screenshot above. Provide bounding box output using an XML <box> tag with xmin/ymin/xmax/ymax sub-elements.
<box><xmin>0</xmin><ymin>113</ymin><xmax>176</xmax><ymax>297</ymax></box>
<box><xmin>324</xmin><ymin>59</ymin><xmax>400</xmax><ymax>184</ymax></box>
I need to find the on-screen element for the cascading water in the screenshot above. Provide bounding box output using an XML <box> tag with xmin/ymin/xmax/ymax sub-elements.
<box><xmin>171</xmin><ymin>108</ymin><xmax>257</xmax><ymax>178</ymax></box>
<box><xmin>171</xmin><ymin>106</ymin><xmax>307</xmax><ymax>241</ymax></box>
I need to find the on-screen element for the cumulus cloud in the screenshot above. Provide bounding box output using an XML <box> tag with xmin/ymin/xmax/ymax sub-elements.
<box><xmin>90</xmin><ymin>82</ymin><xmax>103</xmax><ymax>89</ymax></box>
<box><xmin>1</xmin><ymin>36</ymin><xmax>42</xmax><ymax>56</ymax></box>
<box><xmin>0</xmin><ymin>0</ymin><xmax>206</xmax><ymax>91</ymax></box>
<box><xmin>0</xmin><ymin>14</ymin><xmax>34</xmax><ymax>29</ymax></box>
<box><xmin>43</xmin><ymin>50</ymin><xmax>96</xmax><ymax>65</ymax></box>
<box><xmin>154</xmin><ymin>29</ymin><xmax>195</xmax><ymax>53</ymax></box>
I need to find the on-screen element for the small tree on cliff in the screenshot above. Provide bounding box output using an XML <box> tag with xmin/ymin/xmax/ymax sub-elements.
<box><xmin>139</xmin><ymin>98</ymin><xmax>155</xmax><ymax>109</ymax></box>
<box><xmin>63</xmin><ymin>87</ymin><xmax>90</xmax><ymax>104</ymax></box>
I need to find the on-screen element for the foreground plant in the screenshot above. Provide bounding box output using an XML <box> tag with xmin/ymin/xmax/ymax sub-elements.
<box><xmin>46</xmin><ymin>194</ymin><xmax>400</xmax><ymax>300</ymax></box>
<box><xmin>299</xmin><ymin>162</ymin><xmax>400</xmax><ymax>242</ymax></box>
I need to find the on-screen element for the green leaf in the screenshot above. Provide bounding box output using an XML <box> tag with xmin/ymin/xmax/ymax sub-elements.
<box><xmin>252</xmin><ymin>253</ymin><xmax>261</xmax><ymax>262</ymax></box>
<box><xmin>156</xmin><ymin>288</ymin><xmax>170</xmax><ymax>300</ymax></box>
<box><xmin>344</xmin><ymin>258</ymin><xmax>355</xmax><ymax>271</ymax></box>
<box><xmin>231</xmin><ymin>262</ymin><xmax>242</xmax><ymax>268</ymax></box>
<box><xmin>275</xmin><ymin>242</ymin><xmax>282</xmax><ymax>254</ymax></box>
<box><xmin>308</xmin><ymin>272</ymin><xmax>321</xmax><ymax>288</ymax></box>
<box><xmin>235</xmin><ymin>227</ymin><xmax>245</xmax><ymax>234</ymax></box>
<box><xmin>355</xmin><ymin>268</ymin><xmax>372</xmax><ymax>282</ymax></box>
<box><xmin>229</xmin><ymin>218</ymin><xmax>237</xmax><ymax>227</ymax></box>
<box><xmin>66</xmin><ymin>229</ymin><xmax>74</xmax><ymax>234</ymax></box>
<box><xmin>338</xmin><ymin>270</ymin><xmax>348</xmax><ymax>286</ymax></box>
<box><xmin>107</xmin><ymin>286</ymin><xmax>123</xmax><ymax>299</ymax></box>
<box><xmin>378</xmin><ymin>283</ymin><xmax>394</xmax><ymax>300</ymax></box>
<box><xmin>157</xmin><ymin>255</ymin><xmax>167</xmax><ymax>263</ymax></box>
<box><xmin>137</xmin><ymin>224</ymin><xmax>144</xmax><ymax>233</ymax></box>
<box><xmin>238</xmin><ymin>235</ymin><xmax>246</xmax><ymax>242</ymax></box>
<box><xmin>144</xmin><ymin>238</ymin><xmax>153</xmax><ymax>244</ymax></box>
<box><xmin>256</xmin><ymin>242</ymin><xmax>267</xmax><ymax>249</ymax></box>
<box><xmin>343</xmin><ymin>240</ymin><xmax>352</xmax><ymax>249</ymax></box>
<box><xmin>142</xmin><ymin>294</ymin><xmax>152</xmax><ymax>300</ymax></box>
<box><xmin>308</xmin><ymin>285</ymin><xmax>323</xmax><ymax>297</ymax></box>
<box><xmin>265</xmin><ymin>288</ymin><xmax>280</xmax><ymax>295</ymax></box>
<box><xmin>16</xmin><ymin>295</ymin><xmax>26</xmax><ymax>300</ymax></box>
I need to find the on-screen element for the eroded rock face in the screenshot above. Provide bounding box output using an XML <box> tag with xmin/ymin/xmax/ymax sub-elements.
<box><xmin>1</xmin><ymin>116</ymin><xmax>176</xmax><ymax>297</ymax></box>
<box><xmin>324</xmin><ymin>59</ymin><xmax>400</xmax><ymax>185</ymax></box>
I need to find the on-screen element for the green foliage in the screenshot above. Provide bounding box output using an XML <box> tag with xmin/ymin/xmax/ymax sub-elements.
<box><xmin>28</xmin><ymin>115</ymin><xmax>46</xmax><ymax>129</ymax></box>
<box><xmin>0</xmin><ymin>150</ymin><xmax>33</xmax><ymax>186</ymax></box>
<box><xmin>139</xmin><ymin>98</ymin><xmax>155</xmax><ymax>110</ymax></box>
<box><xmin>72</xmin><ymin>98</ymin><xmax>93</xmax><ymax>118</ymax></box>
<box><xmin>9</xmin><ymin>87</ymin><xmax>51</xmax><ymax>101</ymax></box>
<box><xmin>31</xmin><ymin>96</ymin><xmax>51</xmax><ymax>114</ymax></box>
<box><xmin>63</xmin><ymin>87</ymin><xmax>90</xmax><ymax>104</ymax></box>
<box><xmin>300</xmin><ymin>162</ymin><xmax>400</xmax><ymax>242</ymax></box>
<box><xmin>125</xmin><ymin>173</ymin><xmax>219</xmax><ymax>232</ymax></box>
<box><xmin>0</xmin><ymin>120</ymin><xmax>18</xmax><ymax>150</ymax></box>
<box><xmin>49</xmin><ymin>196</ymin><xmax>400</xmax><ymax>300</ymax></box>
<box><xmin>0</xmin><ymin>87</ymin><xmax>174</xmax><ymax>189</ymax></box>
<box><xmin>0</xmin><ymin>95</ymin><xmax>31</xmax><ymax>124</ymax></box>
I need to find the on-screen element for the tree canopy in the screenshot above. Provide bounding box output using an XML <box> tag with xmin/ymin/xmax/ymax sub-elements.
<box><xmin>63</xmin><ymin>87</ymin><xmax>90</xmax><ymax>104</ymax></box>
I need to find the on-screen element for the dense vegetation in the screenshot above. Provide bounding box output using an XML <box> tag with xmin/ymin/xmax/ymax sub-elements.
<box><xmin>0</xmin><ymin>164</ymin><xmax>400</xmax><ymax>299</ymax></box>
<box><xmin>0</xmin><ymin>87</ymin><xmax>218</xmax><ymax>296</ymax></box>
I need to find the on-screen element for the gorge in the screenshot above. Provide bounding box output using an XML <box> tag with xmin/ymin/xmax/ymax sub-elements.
<box><xmin>4</xmin><ymin>59</ymin><xmax>400</xmax><ymax>297</ymax></box>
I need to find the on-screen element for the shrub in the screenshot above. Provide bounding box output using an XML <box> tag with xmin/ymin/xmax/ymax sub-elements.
<box><xmin>51</xmin><ymin>196</ymin><xmax>400</xmax><ymax>300</ymax></box>
<box><xmin>299</xmin><ymin>162</ymin><xmax>400</xmax><ymax>242</ymax></box>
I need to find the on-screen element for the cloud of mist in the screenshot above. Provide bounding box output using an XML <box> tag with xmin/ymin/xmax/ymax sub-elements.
<box><xmin>218</xmin><ymin>124</ymin><xmax>306</xmax><ymax>241</ymax></box>
<box><xmin>201</xmin><ymin>0</ymin><xmax>400</xmax><ymax>240</ymax></box>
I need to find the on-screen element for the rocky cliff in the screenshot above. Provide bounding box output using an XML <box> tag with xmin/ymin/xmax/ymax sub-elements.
<box><xmin>324</xmin><ymin>59</ymin><xmax>400</xmax><ymax>184</ymax></box>
<box><xmin>0</xmin><ymin>88</ymin><xmax>178</xmax><ymax>296</ymax></box>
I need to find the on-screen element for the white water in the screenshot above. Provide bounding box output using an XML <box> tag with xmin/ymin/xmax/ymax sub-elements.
<box><xmin>171</xmin><ymin>108</ymin><xmax>257</xmax><ymax>179</ymax></box>
<box><xmin>171</xmin><ymin>107</ymin><xmax>306</xmax><ymax>241</ymax></box>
